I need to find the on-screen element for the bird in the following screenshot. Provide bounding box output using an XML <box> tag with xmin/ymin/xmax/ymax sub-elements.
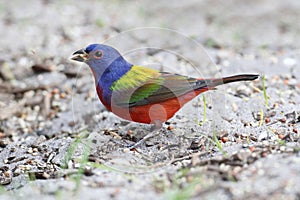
<box><xmin>71</xmin><ymin>44</ymin><xmax>259</xmax><ymax>148</ymax></box>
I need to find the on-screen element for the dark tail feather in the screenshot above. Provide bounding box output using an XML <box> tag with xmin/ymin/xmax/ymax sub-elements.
<box><xmin>201</xmin><ymin>74</ymin><xmax>259</xmax><ymax>89</ymax></box>
<box><xmin>221</xmin><ymin>74</ymin><xmax>259</xmax><ymax>84</ymax></box>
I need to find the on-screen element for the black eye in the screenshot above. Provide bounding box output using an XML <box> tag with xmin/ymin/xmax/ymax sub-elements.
<box><xmin>93</xmin><ymin>50</ymin><xmax>103</xmax><ymax>59</ymax></box>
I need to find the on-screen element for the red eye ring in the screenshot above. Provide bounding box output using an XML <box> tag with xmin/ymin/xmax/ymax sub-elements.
<box><xmin>93</xmin><ymin>50</ymin><xmax>103</xmax><ymax>59</ymax></box>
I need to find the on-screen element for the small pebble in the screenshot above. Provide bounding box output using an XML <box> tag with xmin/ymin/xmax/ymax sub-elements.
<box><xmin>252</xmin><ymin>86</ymin><xmax>261</xmax><ymax>93</ymax></box>
<box><xmin>219</xmin><ymin>163</ymin><xmax>230</xmax><ymax>171</ymax></box>
<box><xmin>279</xmin><ymin>146</ymin><xmax>286</xmax><ymax>152</ymax></box>
<box><xmin>4</xmin><ymin>170</ymin><xmax>12</xmax><ymax>177</ymax></box>
<box><xmin>27</xmin><ymin>148</ymin><xmax>33</xmax><ymax>154</ymax></box>
<box><xmin>278</xmin><ymin>133</ymin><xmax>284</xmax><ymax>139</ymax></box>
<box><xmin>42</xmin><ymin>172</ymin><xmax>50</xmax><ymax>179</ymax></box>
<box><xmin>51</xmin><ymin>88</ymin><xmax>60</xmax><ymax>95</ymax></box>
<box><xmin>26</xmin><ymin>114</ymin><xmax>36</xmax><ymax>122</ymax></box>
<box><xmin>0</xmin><ymin>140</ymin><xmax>7</xmax><ymax>147</ymax></box>
<box><xmin>34</xmin><ymin>105</ymin><xmax>40</xmax><ymax>112</ymax></box>
<box><xmin>261</xmin><ymin>152</ymin><xmax>268</xmax><ymax>157</ymax></box>
<box><xmin>68</xmin><ymin>160</ymin><xmax>73</xmax><ymax>169</ymax></box>
<box><xmin>273</xmin><ymin>103</ymin><xmax>279</xmax><ymax>109</ymax></box>
<box><xmin>280</xmin><ymin>118</ymin><xmax>286</xmax><ymax>123</ymax></box>
<box><xmin>221</xmin><ymin>137</ymin><xmax>228</xmax><ymax>143</ymax></box>
<box><xmin>258</xmin><ymin>132</ymin><xmax>269</xmax><ymax>141</ymax></box>
<box><xmin>283</xmin><ymin>57</ymin><xmax>296</xmax><ymax>67</ymax></box>
<box><xmin>265</xmin><ymin>118</ymin><xmax>270</xmax><ymax>123</ymax></box>
<box><xmin>18</xmin><ymin>118</ymin><xmax>27</xmax><ymax>129</ymax></box>
<box><xmin>249</xmin><ymin>146</ymin><xmax>255</xmax><ymax>152</ymax></box>
<box><xmin>59</xmin><ymin>103</ymin><xmax>67</xmax><ymax>112</ymax></box>
<box><xmin>60</xmin><ymin>92</ymin><xmax>67</xmax><ymax>99</ymax></box>
<box><xmin>127</xmin><ymin>130</ymin><xmax>133</xmax><ymax>135</ymax></box>
<box><xmin>13</xmin><ymin>168</ymin><xmax>21</xmax><ymax>176</ymax></box>
<box><xmin>53</xmin><ymin>94</ymin><xmax>60</xmax><ymax>100</ymax></box>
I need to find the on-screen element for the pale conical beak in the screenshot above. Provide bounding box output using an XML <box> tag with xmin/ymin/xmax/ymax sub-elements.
<box><xmin>70</xmin><ymin>49</ymin><xmax>88</xmax><ymax>62</ymax></box>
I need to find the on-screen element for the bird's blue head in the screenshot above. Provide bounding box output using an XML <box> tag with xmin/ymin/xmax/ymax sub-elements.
<box><xmin>71</xmin><ymin>44</ymin><xmax>133</xmax><ymax>86</ymax></box>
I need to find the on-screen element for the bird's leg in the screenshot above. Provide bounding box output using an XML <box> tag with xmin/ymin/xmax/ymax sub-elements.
<box><xmin>128</xmin><ymin>120</ymin><xmax>162</xmax><ymax>149</ymax></box>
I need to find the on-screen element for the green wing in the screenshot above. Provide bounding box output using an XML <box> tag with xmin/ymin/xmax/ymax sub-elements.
<box><xmin>110</xmin><ymin>66</ymin><xmax>207</xmax><ymax>107</ymax></box>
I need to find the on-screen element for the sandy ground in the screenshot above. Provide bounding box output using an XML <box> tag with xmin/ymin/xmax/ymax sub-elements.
<box><xmin>0</xmin><ymin>0</ymin><xmax>300</xmax><ymax>199</ymax></box>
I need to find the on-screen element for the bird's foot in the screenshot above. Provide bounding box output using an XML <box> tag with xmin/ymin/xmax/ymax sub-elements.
<box><xmin>127</xmin><ymin>130</ymin><xmax>161</xmax><ymax>150</ymax></box>
<box><xmin>111</xmin><ymin>120</ymin><xmax>163</xmax><ymax>150</ymax></box>
<box><xmin>110</xmin><ymin>131</ymin><xmax>161</xmax><ymax>150</ymax></box>
<box><xmin>109</xmin><ymin>138</ymin><xmax>130</xmax><ymax>147</ymax></box>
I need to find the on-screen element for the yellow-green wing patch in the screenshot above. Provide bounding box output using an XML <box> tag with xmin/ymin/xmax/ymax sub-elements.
<box><xmin>110</xmin><ymin>66</ymin><xmax>163</xmax><ymax>105</ymax></box>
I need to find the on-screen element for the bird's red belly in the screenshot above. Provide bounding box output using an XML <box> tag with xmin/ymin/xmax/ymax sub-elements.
<box><xmin>111</xmin><ymin>89</ymin><xmax>207</xmax><ymax>124</ymax></box>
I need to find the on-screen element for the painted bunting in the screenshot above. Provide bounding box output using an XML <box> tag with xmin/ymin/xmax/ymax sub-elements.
<box><xmin>71</xmin><ymin>44</ymin><xmax>258</xmax><ymax>148</ymax></box>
